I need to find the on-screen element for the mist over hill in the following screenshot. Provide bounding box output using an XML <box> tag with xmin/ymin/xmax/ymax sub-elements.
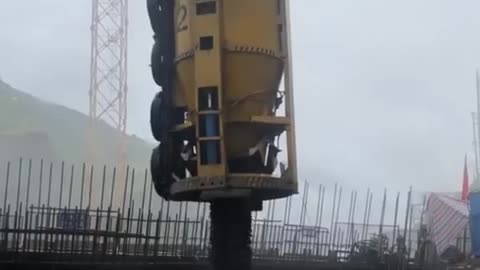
<box><xmin>0</xmin><ymin>79</ymin><xmax>161</xmax><ymax>210</ymax></box>
<box><xmin>0</xmin><ymin>79</ymin><xmax>153</xmax><ymax>168</ymax></box>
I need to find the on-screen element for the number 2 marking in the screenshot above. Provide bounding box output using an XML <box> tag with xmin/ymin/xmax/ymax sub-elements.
<box><xmin>177</xmin><ymin>4</ymin><xmax>188</xmax><ymax>33</ymax></box>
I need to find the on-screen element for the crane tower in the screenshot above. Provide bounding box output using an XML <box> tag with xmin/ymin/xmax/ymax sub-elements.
<box><xmin>88</xmin><ymin>0</ymin><xmax>129</xmax><ymax>195</ymax></box>
<box><xmin>147</xmin><ymin>0</ymin><xmax>298</xmax><ymax>269</ymax></box>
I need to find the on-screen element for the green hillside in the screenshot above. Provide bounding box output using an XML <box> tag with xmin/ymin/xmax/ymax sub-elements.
<box><xmin>0</xmin><ymin>79</ymin><xmax>153</xmax><ymax>168</ymax></box>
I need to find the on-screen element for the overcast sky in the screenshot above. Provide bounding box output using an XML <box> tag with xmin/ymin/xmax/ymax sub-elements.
<box><xmin>0</xmin><ymin>0</ymin><xmax>478</xmax><ymax>195</ymax></box>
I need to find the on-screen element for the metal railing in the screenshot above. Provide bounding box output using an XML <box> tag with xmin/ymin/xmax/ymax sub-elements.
<box><xmin>0</xmin><ymin>158</ymin><xmax>418</xmax><ymax>264</ymax></box>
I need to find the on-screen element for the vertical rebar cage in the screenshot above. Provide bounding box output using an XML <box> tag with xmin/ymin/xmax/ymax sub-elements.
<box><xmin>0</xmin><ymin>159</ymin><xmax>418</xmax><ymax>265</ymax></box>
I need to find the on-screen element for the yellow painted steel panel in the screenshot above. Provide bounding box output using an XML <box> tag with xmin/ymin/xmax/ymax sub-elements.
<box><xmin>175</xmin><ymin>0</ymin><xmax>286</xmax><ymax>168</ymax></box>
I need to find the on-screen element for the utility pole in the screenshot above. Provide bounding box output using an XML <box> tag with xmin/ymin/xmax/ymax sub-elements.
<box><xmin>472</xmin><ymin>69</ymin><xmax>480</xmax><ymax>183</ymax></box>
<box><xmin>88</xmin><ymin>0</ymin><xmax>129</xmax><ymax>207</ymax></box>
<box><xmin>472</xmin><ymin>112</ymin><xmax>479</xmax><ymax>181</ymax></box>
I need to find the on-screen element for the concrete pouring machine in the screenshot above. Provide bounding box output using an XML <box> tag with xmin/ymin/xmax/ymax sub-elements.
<box><xmin>147</xmin><ymin>0</ymin><xmax>298</xmax><ymax>269</ymax></box>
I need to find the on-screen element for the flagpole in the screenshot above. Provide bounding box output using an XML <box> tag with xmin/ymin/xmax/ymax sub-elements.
<box><xmin>463</xmin><ymin>155</ymin><xmax>469</xmax><ymax>201</ymax></box>
<box><xmin>463</xmin><ymin>154</ymin><xmax>470</xmax><ymax>259</ymax></box>
<box><xmin>476</xmin><ymin>69</ymin><xmax>480</xmax><ymax>180</ymax></box>
<box><xmin>472</xmin><ymin>112</ymin><xmax>479</xmax><ymax>181</ymax></box>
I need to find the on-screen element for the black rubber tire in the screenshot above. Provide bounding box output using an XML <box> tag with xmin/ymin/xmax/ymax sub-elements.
<box><xmin>148</xmin><ymin>0</ymin><xmax>174</xmax><ymax>88</ymax></box>
<box><xmin>151</xmin><ymin>40</ymin><xmax>168</xmax><ymax>87</ymax></box>
<box><xmin>150</xmin><ymin>145</ymin><xmax>171</xmax><ymax>199</ymax></box>
<box><xmin>146</xmin><ymin>0</ymin><xmax>161</xmax><ymax>34</ymax></box>
<box><xmin>150</xmin><ymin>136</ymin><xmax>187</xmax><ymax>200</ymax></box>
<box><xmin>210</xmin><ymin>199</ymin><xmax>252</xmax><ymax>270</ymax></box>
<box><xmin>150</xmin><ymin>92</ymin><xmax>169</xmax><ymax>142</ymax></box>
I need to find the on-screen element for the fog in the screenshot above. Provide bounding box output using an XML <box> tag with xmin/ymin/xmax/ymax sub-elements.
<box><xmin>0</xmin><ymin>0</ymin><xmax>478</xmax><ymax>196</ymax></box>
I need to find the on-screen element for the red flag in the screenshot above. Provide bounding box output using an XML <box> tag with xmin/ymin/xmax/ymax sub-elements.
<box><xmin>462</xmin><ymin>155</ymin><xmax>469</xmax><ymax>201</ymax></box>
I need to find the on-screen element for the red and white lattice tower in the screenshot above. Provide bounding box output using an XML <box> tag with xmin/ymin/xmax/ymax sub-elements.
<box><xmin>88</xmin><ymin>0</ymin><xmax>129</xmax><ymax>197</ymax></box>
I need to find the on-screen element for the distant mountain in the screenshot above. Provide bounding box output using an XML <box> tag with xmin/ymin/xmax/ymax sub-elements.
<box><xmin>0</xmin><ymin>79</ymin><xmax>153</xmax><ymax>168</ymax></box>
